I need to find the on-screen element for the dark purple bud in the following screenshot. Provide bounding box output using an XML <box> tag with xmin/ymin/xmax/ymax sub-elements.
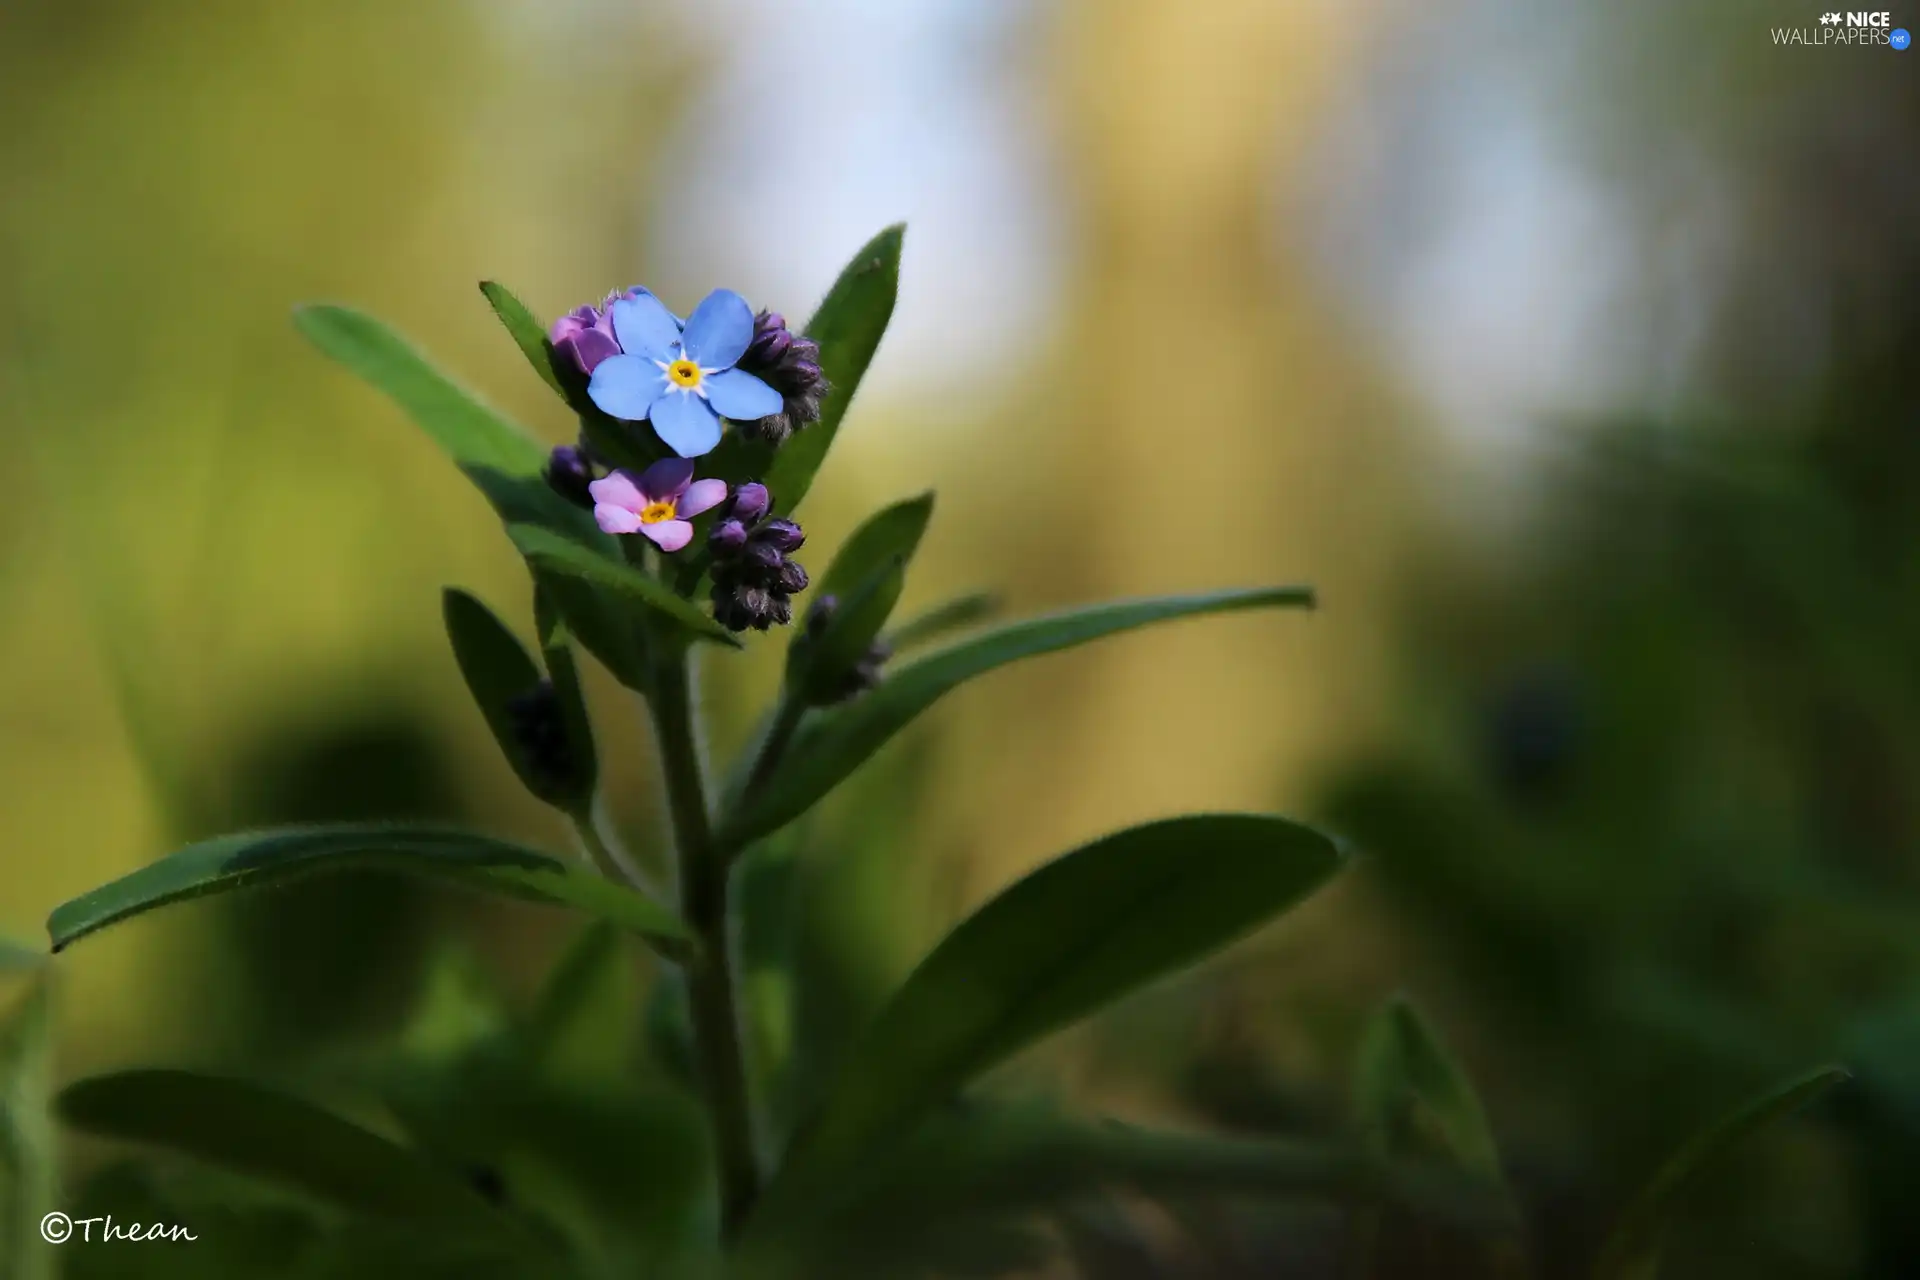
<box><xmin>766</xmin><ymin>592</ymin><xmax>794</xmax><ymax>628</ymax></box>
<box><xmin>544</xmin><ymin>445</ymin><xmax>596</xmax><ymax>509</ymax></box>
<box><xmin>724</xmin><ymin>482</ymin><xmax>771</xmax><ymax>526</ymax></box>
<box><xmin>506</xmin><ymin>680</ymin><xmax>577</xmax><ymax>796</ymax></box>
<box><xmin>753</xmin><ymin>518</ymin><xmax>806</xmax><ymax>553</ymax></box>
<box><xmin>709</xmin><ymin>519</ymin><xmax>749</xmax><ymax>554</ymax></box>
<box><xmin>735</xmin><ymin>310</ymin><xmax>830</xmax><ymax>445</ymax></box>
<box><xmin>743</xmin><ymin>541</ymin><xmax>784</xmax><ymax>575</ymax></box>
<box><xmin>776</xmin><ymin>559</ymin><xmax>810</xmax><ymax>594</ymax></box>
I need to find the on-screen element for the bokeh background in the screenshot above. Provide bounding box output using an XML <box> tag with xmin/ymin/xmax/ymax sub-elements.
<box><xmin>2</xmin><ymin>0</ymin><xmax>1916</xmax><ymax>1276</ymax></box>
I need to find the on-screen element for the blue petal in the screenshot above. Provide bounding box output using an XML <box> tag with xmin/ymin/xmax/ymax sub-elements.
<box><xmin>587</xmin><ymin>355</ymin><xmax>666</xmax><ymax>421</ymax></box>
<box><xmin>610</xmin><ymin>294</ymin><xmax>683</xmax><ymax>362</ymax></box>
<box><xmin>680</xmin><ymin>289</ymin><xmax>754</xmax><ymax>369</ymax></box>
<box><xmin>648</xmin><ymin>391</ymin><xmax>723</xmax><ymax>458</ymax></box>
<box><xmin>704</xmin><ymin>368</ymin><xmax>784</xmax><ymax>421</ymax></box>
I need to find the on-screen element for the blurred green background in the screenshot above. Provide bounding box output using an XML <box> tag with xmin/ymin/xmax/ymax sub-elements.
<box><xmin>2</xmin><ymin>0</ymin><xmax>1915</xmax><ymax>1276</ymax></box>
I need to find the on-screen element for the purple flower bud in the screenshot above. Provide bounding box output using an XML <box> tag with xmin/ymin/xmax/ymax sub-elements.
<box><xmin>544</xmin><ymin>444</ymin><xmax>596</xmax><ymax>509</ymax></box>
<box><xmin>723</xmin><ymin>482</ymin><xmax>771</xmax><ymax>526</ymax></box>
<box><xmin>736</xmin><ymin>310</ymin><xmax>831</xmax><ymax>445</ymax></box>
<box><xmin>549</xmin><ymin>303</ymin><xmax>621</xmax><ymax>375</ymax></box>
<box><xmin>776</xmin><ymin>559</ymin><xmax>810</xmax><ymax>594</ymax></box>
<box><xmin>506</xmin><ymin>680</ymin><xmax>579</xmax><ymax>796</ymax></box>
<box><xmin>709</xmin><ymin>519</ymin><xmax>749</xmax><ymax>554</ymax></box>
<box><xmin>743</xmin><ymin>541</ymin><xmax>784</xmax><ymax>575</ymax></box>
<box><xmin>753</xmin><ymin>518</ymin><xmax>806</xmax><ymax>554</ymax></box>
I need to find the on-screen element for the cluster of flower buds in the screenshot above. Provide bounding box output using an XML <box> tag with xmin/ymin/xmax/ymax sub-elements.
<box><xmin>799</xmin><ymin>595</ymin><xmax>893</xmax><ymax>704</ymax></box>
<box><xmin>505</xmin><ymin>680</ymin><xmax>577</xmax><ymax>797</ymax></box>
<box><xmin>706</xmin><ymin>483</ymin><xmax>808</xmax><ymax>631</ymax></box>
<box><xmin>734</xmin><ymin>310</ymin><xmax>829</xmax><ymax>446</ymax></box>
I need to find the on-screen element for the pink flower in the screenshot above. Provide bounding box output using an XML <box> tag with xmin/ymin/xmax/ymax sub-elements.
<box><xmin>549</xmin><ymin>304</ymin><xmax>620</xmax><ymax>375</ymax></box>
<box><xmin>587</xmin><ymin>458</ymin><xmax>728</xmax><ymax>552</ymax></box>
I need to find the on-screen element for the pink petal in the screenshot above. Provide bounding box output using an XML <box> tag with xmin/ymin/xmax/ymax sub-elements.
<box><xmin>676</xmin><ymin>478</ymin><xmax>729</xmax><ymax>519</ymax></box>
<box><xmin>596</xmin><ymin>504</ymin><xmax>644</xmax><ymax>535</ymax></box>
<box><xmin>640</xmin><ymin>519</ymin><xmax>694</xmax><ymax>553</ymax></box>
<box><xmin>588</xmin><ymin>471</ymin><xmax>644</xmax><ymax>511</ymax></box>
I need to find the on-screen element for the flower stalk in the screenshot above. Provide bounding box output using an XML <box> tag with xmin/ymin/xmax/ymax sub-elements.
<box><xmin>647</xmin><ymin>642</ymin><xmax>761</xmax><ymax>1236</ymax></box>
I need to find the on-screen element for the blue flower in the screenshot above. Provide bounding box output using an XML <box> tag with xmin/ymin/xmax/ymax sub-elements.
<box><xmin>585</xmin><ymin>289</ymin><xmax>786</xmax><ymax>458</ymax></box>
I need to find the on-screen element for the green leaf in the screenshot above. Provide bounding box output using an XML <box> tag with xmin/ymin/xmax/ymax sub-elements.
<box><xmin>1354</xmin><ymin>997</ymin><xmax>1504</xmax><ymax>1182</ymax></box>
<box><xmin>443</xmin><ymin>588</ymin><xmax>592</xmax><ymax>809</ymax></box>
<box><xmin>884</xmin><ymin>591</ymin><xmax>1001</xmax><ymax>651</ymax></box>
<box><xmin>521</xmin><ymin>921</ymin><xmax>639</xmax><ymax>1085</ymax></box>
<box><xmin>1351</xmin><ymin>997</ymin><xmax>1523</xmax><ymax>1277</ymax></box>
<box><xmin>767</xmin><ymin>814</ymin><xmax>1343</xmax><ymax>1197</ymax></box>
<box><xmin>784</xmin><ymin>493</ymin><xmax>932</xmax><ymax>701</ymax></box>
<box><xmin>293</xmin><ymin>305</ymin><xmax>599</xmax><ymax>545</ymax></box>
<box><xmin>748</xmin><ymin>1102</ymin><xmax>1513</xmax><ymax>1266</ymax></box>
<box><xmin>1593</xmin><ymin>1064</ymin><xmax>1849</xmax><ymax>1280</ymax></box>
<box><xmin>723</xmin><ymin>586</ymin><xmax>1316</xmax><ymax>846</ymax></box>
<box><xmin>509</xmin><ymin>524</ymin><xmax>740</xmax><ymax>650</ymax></box>
<box><xmin>1</xmin><ymin>980</ymin><xmax>54</xmax><ymax>1280</ymax></box>
<box><xmin>815</xmin><ymin>493</ymin><xmax>935</xmax><ymax>603</ymax></box>
<box><xmin>58</xmin><ymin>1070</ymin><xmax>515</xmax><ymax>1234</ymax></box>
<box><xmin>0</xmin><ymin>942</ymin><xmax>43</xmax><ymax>974</ymax></box>
<box><xmin>706</xmin><ymin>226</ymin><xmax>904</xmax><ymax>507</ymax></box>
<box><xmin>478</xmin><ymin>280</ymin><xmax>568</xmax><ymax>401</ymax></box>
<box><xmin>46</xmin><ymin>825</ymin><xmax>692</xmax><ymax>959</ymax></box>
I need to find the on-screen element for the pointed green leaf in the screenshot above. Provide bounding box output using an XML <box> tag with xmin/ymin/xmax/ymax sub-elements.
<box><xmin>58</xmin><ymin>1069</ymin><xmax>514</xmax><ymax>1232</ymax></box>
<box><xmin>884</xmin><ymin>591</ymin><xmax>1001</xmax><ymax>651</ymax></box>
<box><xmin>769</xmin><ymin>814</ymin><xmax>1342</xmax><ymax>1194</ymax></box>
<box><xmin>815</xmin><ymin>492</ymin><xmax>935</xmax><ymax>603</ymax></box>
<box><xmin>723</xmin><ymin>586</ymin><xmax>1316</xmax><ymax>846</ymax></box>
<box><xmin>293</xmin><ymin>304</ymin><xmax>600</xmax><ymax>545</ymax></box>
<box><xmin>478</xmin><ymin>280</ymin><xmax>569</xmax><ymax>401</ymax></box>
<box><xmin>1593</xmin><ymin>1065</ymin><xmax>1848</xmax><ymax>1280</ymax></box>
<box><xmin>47</xmin><ymin>826</ymin><xmax>691</xmax><ymax>959</ymax></box>
<box><xmin>704</xmin><ymin>225</ymin><xmax>904</xmax><ymax>506</ymax></box>
<box><xmin>443</xmin><ymin>588</ymin><xmax>593</xmax><ymax>809</ymax></box>
<box><xmin>789</xmin><ymin>558</ymin><xmax>907</xmax><ymax>707</ymax></box>
<box><xmin>765</xmin><ymin>225</ymin><xmax>902</xmax><ymax>511</ymax></box>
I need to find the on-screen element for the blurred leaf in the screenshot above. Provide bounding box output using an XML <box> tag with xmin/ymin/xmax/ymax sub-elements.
<box><xmin>509</xmin><ymin>524</ymin><xmax>740</xmax><ymax>649</ymax></box>
<box><xmin>398</xmin><ymin>945</ymin><xmax>510</xmax><ymax>1065</ymax></box>
<box><xmin>1354</xmin><ymin>997</ymin><xmax>1505</xmax><ymax>1181</ymax></box>
<box><xmin>815</xmin><ymin>493</ymin><xmax>936</xmax><ymax>604</ymax></box>
<box><xmin>443</xmin><ymin>588</ymin><xmax>591</xmax><ymax>810</ymax></box>
<box><xmin>478</xmin><ymin>280</ymin><xmax>568</xmax><ymax>402</ymax></box>
<box><xmin>293</xmin><ymin>305</ymin><xmax>599</xmax><ymax>545</ymax></box>
<box><xmin>705</xmin><ymin>225</ymin><xmax>905</xmax><ymax>507</ymax></box>
<box><xmin>0</xmin><ymin>942</ymin><xmax>43</xmax><ymax>973</ymax></box>
<box><xmin>751</xmin><ymin>1102</ymin><xmax>1509</xmax><ymax>1271</ymax></box>
<box><xmin>522</xmin><ymin>921</ymin><xmax>639</xmax><ymax>1085</ymax></box>
<box><xmin>47</xmin><ymin>826</ymin><xmax>691</xmax><ymax>958</ymax></box>
<box><xmin>1352</xmin><ymin>997</ymin><xmax>1523</xmax><ymax>1277</ymax></box>
<box><xmin>0</xmin><ymin>980</ymin><xmax>54</xmax><ymax>1280</ymax></box>
<box><xmin>57</xmin><ymin>1070</ymin><xmax>516</xmax><ymax>1236</ymax></box>
<box><xmin>1593</xmin><ymin>1065</ymin><xmax>1849</xmax><ymax>1280</ymax></box>
<box><xmin>883</xmin><ymin>591</ymin><xmax>1001</xmax><ymax>651</ymax></box>
<box><xmin>764</xmin><ymin>814</ymin><xmax>1343</xmax><ymax>1203</ymax></box>
<box><xmin>534</xmin><ymin>571</ymin><xmax>652</xmax><ymax>693</ymax></box>
<box><xmin>723</xmin><ymin>586</ymin><xmax>1317</xmax><ymax>846</ymax></box>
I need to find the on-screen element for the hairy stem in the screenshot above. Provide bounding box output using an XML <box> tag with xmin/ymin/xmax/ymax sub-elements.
<box><xmin>649</xmin><ymin>643</ymin><xmax>761</xmax><ymax>1237</ymax></box>
<box><xmin>738</xmin><ymin>694</ymin><xmax>807</xmax><ymax>815</ymax></box>
<box><xmin>569</xmin><ymin>801</ymin><xmax>658</xmax><ymax>898</ymax></box>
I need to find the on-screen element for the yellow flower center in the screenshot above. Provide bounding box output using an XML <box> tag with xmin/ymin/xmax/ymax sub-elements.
<box><xmin>666</xmin><ymin>358</ymin><xmax>703</xmax><ymax>389</ymax></box>
<box><xmin>639</xmin><ymin>500</ymin><xmax>677</xmax><ymax>525</ymax></box>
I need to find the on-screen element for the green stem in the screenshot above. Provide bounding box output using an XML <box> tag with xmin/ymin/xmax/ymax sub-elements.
<box><xmin>569</xmin><ymin>802</ymin><xmax>657</xmax><ymax>898</ymax></box>
<box><xmin>648</xmin><ymin>642</ymin><xmax>761</xmax><ymax>1237</ymax></box>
